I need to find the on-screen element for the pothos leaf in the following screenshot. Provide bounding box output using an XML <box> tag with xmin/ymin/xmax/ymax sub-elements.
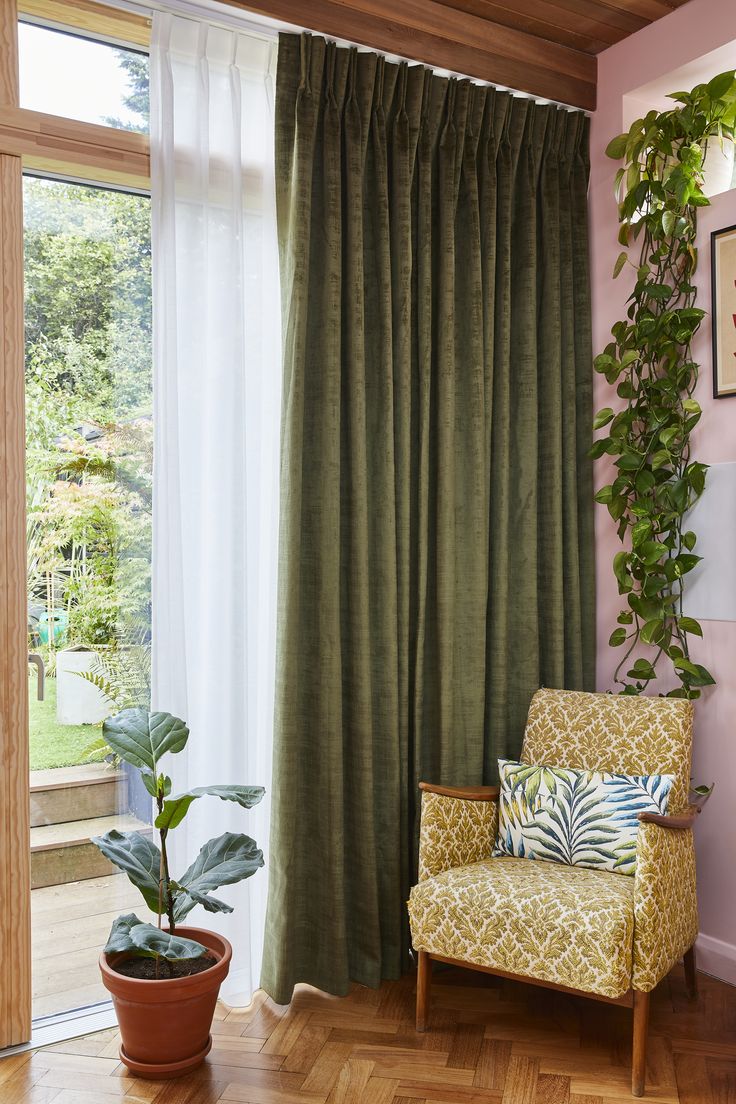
<box><xmin>613</xmin><ymin>251</ymin><xmax>628</xmax><ymax>278</ymax></box>
<box><xmin>606</xmin><ymin>133</ymin><xmax>628</xmax><ymax>160</ymax></box>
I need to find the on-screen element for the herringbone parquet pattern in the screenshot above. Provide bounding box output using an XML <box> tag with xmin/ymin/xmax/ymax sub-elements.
<box><xmin>1</xmin><ymin>963</ymin><xmax>734</xmax><ymax>1104</ymax></box>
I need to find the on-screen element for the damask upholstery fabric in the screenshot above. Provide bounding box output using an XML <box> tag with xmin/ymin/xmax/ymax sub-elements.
<box><xmin>408</xmin><ymin>688</ymin><xmax>697</xmax><ymax>999</ymax></box>
<box><xmin>521</xmin><ymin>688</ymin><xmax>693</xmax><ymax>813</ymax></box>
<box><xmin>493</xmin><ymin>759</ymin><xmax>673</xmax><ymax>875</ymax></box>
<box><xmin>633</xmin><ymin>820</ymin><xmax>698</xmax><ymax>992</ymax></box>
<box><xmin>418</xmin><ymin>792</ymin><xmax>499</xmax><ymax>882</ymax></box>
<box><xmin>408</xmin><ymin>856</ymin><xmax>635</xmax><ymax>998</ymax></box>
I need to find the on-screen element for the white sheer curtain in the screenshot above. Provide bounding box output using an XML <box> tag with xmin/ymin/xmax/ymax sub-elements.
<box><xmin>149</xmin><ymin>12</ymin><xmax>280</xmax><ymax>1006</ymax></box>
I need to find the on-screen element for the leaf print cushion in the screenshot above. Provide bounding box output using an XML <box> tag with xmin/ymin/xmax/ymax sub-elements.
<box><xmin>493</xmin><ymin>759</ymin><xmax>674</xmax><ymax>875</ymax></box>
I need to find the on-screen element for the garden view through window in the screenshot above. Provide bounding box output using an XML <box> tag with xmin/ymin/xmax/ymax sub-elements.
<box><xmin>26</xmin><ymin>175</ymin><xmax>155</xmax><ymax>1018</ymax></box>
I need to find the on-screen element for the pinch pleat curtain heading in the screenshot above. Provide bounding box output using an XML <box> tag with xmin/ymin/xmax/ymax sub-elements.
<box><xmin>261</xmin><ymin>32</ymin><xmax>595</xmax><ymax>1004</ymax></box>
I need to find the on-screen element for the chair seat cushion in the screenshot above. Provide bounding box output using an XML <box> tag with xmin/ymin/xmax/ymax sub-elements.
<box><xmin>408</xmin><ymin>856</ymin><xmax>634</xmax><ymax>999</ymax></box>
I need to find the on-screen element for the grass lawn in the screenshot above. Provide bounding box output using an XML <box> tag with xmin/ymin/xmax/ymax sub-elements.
<box><xmin>29</xmin><ymin>675</ymin><xmax>104</xmax><ymax>771</ymax></box>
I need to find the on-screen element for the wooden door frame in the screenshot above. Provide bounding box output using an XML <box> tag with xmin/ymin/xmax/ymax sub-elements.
<box><xmin>0</xmin><ymin>0</ymin><xmax>30</xmax><ymax>1051</ymax></box>
<box><xmin>0</xmin><ymin>0</ymin><xmax>150</xmax><ymax>1047</ymax></box>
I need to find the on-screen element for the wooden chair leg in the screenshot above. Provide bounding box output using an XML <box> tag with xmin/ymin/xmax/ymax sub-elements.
<box><xmin>632</xmin><ymin>989</ymin><xmax>650</xmax><ymax>1097</ymax></box>
<box><xmin>416</xmin><ymin>950</ymin><xmax>432</xmax><ymax>1032</ymax></box>
<box><xmin>684</xmin><ymin>943</ymin><xmax>698</xmax><ymax>1001</ymax></box>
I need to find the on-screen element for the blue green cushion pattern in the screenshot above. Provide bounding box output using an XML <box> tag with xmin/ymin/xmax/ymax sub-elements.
<box><xmin>493</xmin><ymin>759</ymin><xmax>674</xmax><ymax>875</ymax></box>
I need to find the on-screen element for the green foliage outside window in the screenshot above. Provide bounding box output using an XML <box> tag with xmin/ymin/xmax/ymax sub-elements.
<box><xmin>25</xmin><ymin>176</ymin><xmax>152</xmax><ymax>680</ymax></box>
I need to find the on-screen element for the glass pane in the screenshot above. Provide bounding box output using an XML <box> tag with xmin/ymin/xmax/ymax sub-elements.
<box><xmin>25</xmin><ymin>177</ymin><xmax>153</xmax><ymax>1019</ymax></box>
<box><xmin>19</xmin><ymin>22</ymin><xmax>149</xmax><ymax>133</ymax></box>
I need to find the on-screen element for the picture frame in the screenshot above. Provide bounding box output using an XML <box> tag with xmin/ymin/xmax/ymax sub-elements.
<box><xmin>711</xmin><ymin>222</ymin><xmax>736</xmax><ymax>398</ymax></box>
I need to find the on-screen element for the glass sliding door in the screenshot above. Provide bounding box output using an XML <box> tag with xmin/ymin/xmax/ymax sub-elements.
<box><xmin>24</xmin><ymin>175</ymin><xmax>154</xmax><ymax>1020</ymax></box>
<box><xmin>0</xmin><ymin>0</ymin><xmax>152</xmax><ymax>1045</ymax></box>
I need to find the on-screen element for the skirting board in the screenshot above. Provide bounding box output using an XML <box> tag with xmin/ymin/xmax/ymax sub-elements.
<box><xmin>697</xmin><ymin>933</ymin><xmax>736</xmax><ymax>987</ymax></box>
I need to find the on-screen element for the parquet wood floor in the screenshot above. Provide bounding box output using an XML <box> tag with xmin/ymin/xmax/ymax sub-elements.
<box><xmin>1</xmin><ymin>962</ymin><xmax>734</xmax><ymax>1104</ymax></box>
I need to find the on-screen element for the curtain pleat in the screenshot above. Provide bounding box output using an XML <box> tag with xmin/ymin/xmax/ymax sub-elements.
<box><xmin>150</xmin><ymin>13</ymin><xmax>280</xmax><ymax>1005</ymax></box>
<box><xmin>261</xmin><ymin>33</ymin><xmax>595</xmax><ymax>1004</ymax></box>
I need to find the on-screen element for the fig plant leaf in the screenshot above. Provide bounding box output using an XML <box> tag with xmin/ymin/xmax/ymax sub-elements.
<box><xmin>92</xmin><ymin>829</ymin><xmax>163</xmax><ymax>914</ymax></box>
<box><xmin>105</xmin><ymin>913</ymin><xmax>206</xmax><ymax>961</ymax></box>
<box><xmin>170</xmin><ymin>882</ymin><xmax>234</xmax><ymax>916</ymax></box>
<box><xmin>155</xmin><ymin>785</ymin><xmax>266</xmax><ymax>831</ymax></box>
<box><xmin>173</xmin><ymin>832</ymin><xmax>264</xmax><ymax>923</ymax></box>
<box><xmin>102</xmin><ymin>708</ymin><xmax>189</xmax><ymax>772</ymax></box>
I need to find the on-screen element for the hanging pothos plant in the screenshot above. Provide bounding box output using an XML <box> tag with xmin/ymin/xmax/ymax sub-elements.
<box><xmin>594</xmin><ymin>69</ymin><xmax>736</xmax><ymax>699</ymax></box>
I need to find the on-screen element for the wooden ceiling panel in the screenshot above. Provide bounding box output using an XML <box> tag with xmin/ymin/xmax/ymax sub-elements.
<box><xmin>225</xmin><ymin>0</ymin><xmax>692</xmax><ymax>109</ymax></box>
<box><xmin>433</xmin><ymin>0</ymin><xmax>646</xmax><ymax>53</ymax></box>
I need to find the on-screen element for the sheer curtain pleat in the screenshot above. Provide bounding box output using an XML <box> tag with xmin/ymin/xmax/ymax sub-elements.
<box><xmin>150</xmin><ymin>12</ymin><xmax>280</xmax><ymax>1005</ymax></box>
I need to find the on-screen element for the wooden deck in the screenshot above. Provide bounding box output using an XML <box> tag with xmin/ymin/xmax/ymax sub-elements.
<box><xmin>4</xmin><ymin>959</ymin><xmax>734</xmax><ymax>1103</ymax></box>
<box><xmin>32</xmin><ymin>873</ymin><xmax>155</xmax><ymax>1019</ymax></box>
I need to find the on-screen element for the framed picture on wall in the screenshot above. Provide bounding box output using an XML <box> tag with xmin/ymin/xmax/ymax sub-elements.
<box><xmin>711</xmin><ymin>222</ymin><xmax>736</xmax><ymax>398</ymax></box>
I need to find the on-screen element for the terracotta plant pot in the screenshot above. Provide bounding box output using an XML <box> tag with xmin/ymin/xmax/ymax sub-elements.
<box><xmin>99</xmin><ymin>926</ymin><xmax>232</xmax><ymax>1079</ymax></box>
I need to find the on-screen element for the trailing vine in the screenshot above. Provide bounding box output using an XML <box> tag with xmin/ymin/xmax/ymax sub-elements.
<box><xmin>594</xmin><ymin>70</ymin><xmax>736</xmax><ymax>699</ymax></box>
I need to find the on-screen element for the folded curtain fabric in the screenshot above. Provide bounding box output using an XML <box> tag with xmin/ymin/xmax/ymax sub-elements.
<box><xmin>150</xmin><ymin>13</ymin><xmax>281</xmax><ymax>1005</ymax></box>
<box><xmin>261</xmin><ymin>32</ymin><xmax>595</xmax><ymax>1004</ymax></box>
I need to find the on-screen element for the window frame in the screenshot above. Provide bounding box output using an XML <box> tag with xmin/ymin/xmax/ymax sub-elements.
<box><xmin>11</xmin><ymin>0</ymin><xmax>151</xmax><ymax>190</ymax></box>
<box><xmin>0</xmin><ymin>0</ymin><xmax>151</xmax><ymax>1049</ymax></box>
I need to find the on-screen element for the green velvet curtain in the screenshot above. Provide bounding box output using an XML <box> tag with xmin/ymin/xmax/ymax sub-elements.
<box><xmin>260</xmin><ymin>32</ymin><xmax>595</xmax><ymax>1004</ymax></box>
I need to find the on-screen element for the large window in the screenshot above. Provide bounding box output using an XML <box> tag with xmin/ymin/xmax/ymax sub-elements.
<box><xmin>0</xmin><ymin>0</ymin><xmax>154</xmax><ymax>1047</ymax></box>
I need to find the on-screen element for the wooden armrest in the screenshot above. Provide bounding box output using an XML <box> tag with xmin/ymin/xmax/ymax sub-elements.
<box><xmin>419</xmin><ymin>782</ymin><xmax>500</xmax><ymax>801</ymax></box>
<box><xmin>638</xmin><ymin>806</ymin><xmax>700</xmax><ymax>830</ymax></box>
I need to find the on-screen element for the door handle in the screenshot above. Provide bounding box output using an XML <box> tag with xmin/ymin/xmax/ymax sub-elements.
<box><xmin>28</xmin><ymin>653</ymin><xmax>45</xmax><ymax>702</ymax></box>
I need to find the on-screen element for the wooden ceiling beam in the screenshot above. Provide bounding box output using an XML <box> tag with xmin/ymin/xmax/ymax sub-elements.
<box><xmin>222</xmin><ymin>0</ymin><xmax>597</xmax><ymax>109</ymax></box>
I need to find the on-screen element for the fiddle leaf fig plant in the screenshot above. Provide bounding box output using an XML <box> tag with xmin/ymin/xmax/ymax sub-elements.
<box><xmin>594</xmin><ymin>70</ymin><xmax>736</xmax><ymax>698</ymax></box>
<box><xmin>91</xmin><ymin>707</ymin><xmax>264</xmax><ymax>966</ymax></box>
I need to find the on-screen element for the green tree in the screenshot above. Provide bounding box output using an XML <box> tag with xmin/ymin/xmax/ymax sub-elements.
<box><xmin>24</xmin><ymin>177</ymin><xmax>152</xmax><ymax>665</ymax></box>
<box><xmin>104</xmin><ymin>51</ymin><xmax>149</xmax><ymax>134</ymax></box>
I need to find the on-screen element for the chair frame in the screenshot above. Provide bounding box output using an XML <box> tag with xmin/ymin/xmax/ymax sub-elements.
<box><xmin>414</xmin><ymin>782</ymin><xmax>699</xmax><ymax>1097</ymax></box>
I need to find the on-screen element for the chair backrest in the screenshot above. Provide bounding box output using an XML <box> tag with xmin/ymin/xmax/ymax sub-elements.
<box><xmin>521</xmin><ymin>688</ymin><xmax>693</xmax><ymax>813</ymax></box>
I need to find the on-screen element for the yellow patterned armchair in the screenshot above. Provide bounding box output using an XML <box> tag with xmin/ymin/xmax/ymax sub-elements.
<box><xmin>408</xmin><ymin>688</ymin><xmax>700</xmax><ymax>1096</ymax></box>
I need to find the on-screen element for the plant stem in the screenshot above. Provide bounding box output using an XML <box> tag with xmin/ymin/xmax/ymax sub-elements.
<box><xmin>157</xmin><ymin>850</ymin><xmax>164</xmax><ymax>930</ymax></box>
<box><xmin>159</xmin><ymin>828</ymin><xmax>176</xmax><ymax>932</ymax></box>
<box><xmin>156</xmin><ymin>787</ymin><xmax>176</xmax><ymax>933</ymax></box>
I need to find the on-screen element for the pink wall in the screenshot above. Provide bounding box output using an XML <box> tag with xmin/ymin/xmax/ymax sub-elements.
<box><xmin>590</xmin><ymin>0</ymin><xmax>736</xmax><ymax>985</ymax></box>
